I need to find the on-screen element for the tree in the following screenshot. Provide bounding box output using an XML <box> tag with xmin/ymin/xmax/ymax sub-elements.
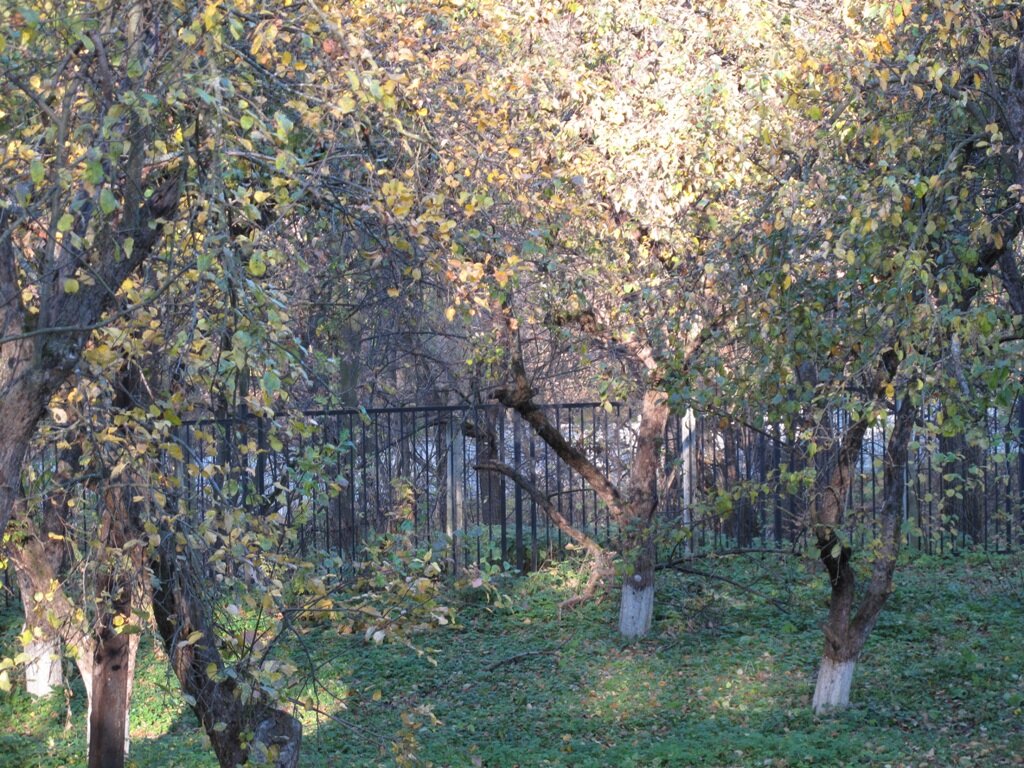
<box><xmin>714</xmin><ymin>0</ymin><xmax>1024</xmax><ymax>713</ymax></box>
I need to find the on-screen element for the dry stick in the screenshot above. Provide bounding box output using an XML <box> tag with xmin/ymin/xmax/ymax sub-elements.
<box><xmin>484</xmin><ymin>637</ymin><xmax>570</xmax><ymax>672</ymax></box>
<box><xmin>474</xmin><ymin>461</ymin><xmax>616</xmax><ymax>613</ymax></box>
<box><xmin>657</xmin><ymin>559</ymin><xmax>791</xmax><ymax>614</ymax></box>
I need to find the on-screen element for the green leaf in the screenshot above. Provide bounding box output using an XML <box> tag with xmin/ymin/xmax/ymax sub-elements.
<box><xmin>57</xmin><ymin>213</ymin><xmax>74</xmax><ymax>232</ymax></box>
<box><xmin>85</xmin><ymin>161</ymin><xmax>105</xmax><ymax>185</ymax></box>
<box><xmin>100</xmin><ymin>188</ymin><xmax>119</xmax><ymax>214</ymax></box>
<box><xmin>262</xmin><ymin>370</ymin><xmax>282</xmax><ymax>395</ymax></box>
<box><xmin>248</xmin><ymin>254</ymin><xmax>267</xmax><ymax>277</ymax></box>
<box><xmin>30</xmin><ymin>159</ymin><xmax>45</xmax><ymax>184</ymax></box>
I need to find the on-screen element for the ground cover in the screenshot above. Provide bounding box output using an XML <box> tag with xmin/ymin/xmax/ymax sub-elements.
<box><xmin>1</xmin><ymin>551</ymin><xmax>1021</xmax><ymax>767</ymax></box>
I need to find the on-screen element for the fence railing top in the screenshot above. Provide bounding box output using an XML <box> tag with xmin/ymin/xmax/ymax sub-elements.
<box><xmin>177</xmin><ymin>402</ymin><xmax>620</xmax><ymax>427</ymax></box>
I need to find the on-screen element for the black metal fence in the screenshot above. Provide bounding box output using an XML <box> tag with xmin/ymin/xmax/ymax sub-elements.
<box><xmin>167</xmin><ymin>400</ymin><xmax>1024</xmax><ymax>568</ymax></box>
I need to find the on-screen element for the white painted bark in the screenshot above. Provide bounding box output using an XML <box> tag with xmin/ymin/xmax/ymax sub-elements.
<box><xmin>618</xmin><ymin>579</ymin><xmax>654</xmax><ymax>639</ymax></box>
<box><xmin>24</xmin><ymin>636</ymin><xmax>61</xmax><ymax>697</ymax></box>
<box><xmin>812</xmin><ymin>657</ymin><xmax>856</xmax><ymax>714</ymax></box>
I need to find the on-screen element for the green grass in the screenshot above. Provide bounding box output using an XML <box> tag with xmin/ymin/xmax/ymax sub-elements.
<box><xmin>2</xmin><ymin>551</ymin><xmax>1023</xmax><ymax>767</ymax></box>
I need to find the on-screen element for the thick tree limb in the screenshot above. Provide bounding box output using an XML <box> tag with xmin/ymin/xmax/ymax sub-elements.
<box><xmin>475</xmin><ymin>460</ymin><xmax>615</xmax><ymax>611</ymax></box>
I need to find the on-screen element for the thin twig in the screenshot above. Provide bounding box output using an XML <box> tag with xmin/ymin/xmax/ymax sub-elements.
<box><xmin>658</xmin><ymin>559</ymin><xmax>791</xmax><ymax>613</ymax></box>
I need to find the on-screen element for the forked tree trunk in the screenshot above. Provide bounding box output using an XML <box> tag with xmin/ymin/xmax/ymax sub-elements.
<box><xmin>490</xmin><ymin>295</ymin><xmax>674</xmax><ymax>638</ymax></box>
<box><xmin>151</xmin><ymin>526</ymin><xmax>302</xmax><ymax>768</ymax></box>
<box><xmin>812</xmin><ymin>396</ymin><xmax>916</xmax><ymax>714</ymax></box>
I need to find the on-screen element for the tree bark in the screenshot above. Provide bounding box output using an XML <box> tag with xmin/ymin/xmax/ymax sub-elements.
<box><xmin>151</xmin><ymin>527</ymin><xmax>302</xmax><ymax>768</ymax></box>
<box><xmin>7</xmin><ymin>508</ymin><xmax>96</xmax><ymax>716</ymax></box>
<box><xmin>475</xmin><ymin>460</ymin><xmax>615</xmax><ymax>611</ymax></box>
<box><xmin>617</xmin><ymin>390</ymin><xmax>670</xmax><ymax>639</ymax></box>
<box><xmin>469</xmin><ymin>408</ymin><xmax>504</xmax><ymax>526</ymax></box>
<box><xmin>938</xmin><ymin>431</ymin><xmax>984</xmax><ymax>545</ymax></box>
<box><xmin>812</xmin><ymin>395</ymin><xmax>916</xmax><ymax>714</ymax></box>
<box><xmin>86</xmin><ymin>482</ymin><xmax>145</xmax><ymax>768</ymax></box>
<box><xmin>10</xmin><ymin>488</ymin><xmax>68</xmax><ymax>696</ymax></box>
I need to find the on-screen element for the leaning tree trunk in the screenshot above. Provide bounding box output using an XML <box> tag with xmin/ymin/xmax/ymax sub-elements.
<box><xmin>812</xmin><ymin>395</ymin><xmax>916</xmax><ymax>714</ymax></box>
<box><xmin>151</xmin><ymin>527</ymin><xmax>301</xmax><ymax>768</ymax></box>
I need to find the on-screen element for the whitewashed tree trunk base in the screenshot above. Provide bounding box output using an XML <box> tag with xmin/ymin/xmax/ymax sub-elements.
<box><xmin>812</xmin><ymin>657</ymin><xmax>856</xmax><ymax>714</ymax></box>
<box><xmin>618</xmin><ymin>580</ymin><xmax>654</xmax><ymax>639</ymax></box>
<box><xmin>24</xmin><ymin>637</ymin><xmax>61</xmax><ymax>697</ymax></box>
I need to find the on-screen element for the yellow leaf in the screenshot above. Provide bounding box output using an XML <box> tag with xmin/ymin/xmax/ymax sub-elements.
<box><xmin>63</xmin><ymin>278</ymin><xmax>79</xmax><ymax>294</ymax></box>
<box><xmin>338</xmin><ymin>94</ymin><xmax>356</xmax><ymax>115</ymax></box>
<box><xmin>912</xmin><ymin>85</ymin><xmax>924</xmax><ymax>100</ymax></box>
<box><xmin>203</xmin><ymin>2</ymin><xmax>219</xmax><ymax>31</ymax></box>
<box><xmin>372</xmin><ymin>689</ymin><xmax>382</xmax><ymax>701</ymax></box>
<box><xmin>444</xmin><ymin>306</ymin><xmax>456</xmax><ymax>322</ymax></box>
<box><xmin>387</xmin><ymin>287</ymin><xmax>400</xmax><ymax>298</ymax></box>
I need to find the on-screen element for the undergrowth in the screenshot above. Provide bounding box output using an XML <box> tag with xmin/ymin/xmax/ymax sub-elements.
<box><xmin>1</xmin><ymin>550</ymin><xmax>1022</xmax><ymax>767</ymax></box>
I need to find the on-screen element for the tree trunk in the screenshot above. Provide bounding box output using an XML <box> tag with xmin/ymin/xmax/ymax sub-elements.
<box><xmin>812</xmin><ymin>396</ymin><xmax>916</xmax><ymax>714</ymax></box>
<box><xmin>7</xmin><ymin>507</ymin><xmax>97</xmax><ymax>727</ymax></box>
<box><xmin>617</xmin><ymin>390</ymin><xmax>670</xmax><ymax>639</ymax></box>
<box><xmin>678</xmin><ymin>409</ymin><xmax>697</xmax><ymax>557</ymax></box>
<box><xmin>812</xmin><ymin>656</ymin><xmax>857</xmax><ymax>713</ymax></box>
<box><xmin>87</xmin><ymin>483</ymin><xmax>146</xmax><ymax>768</ymax></box>
<box><xmin>15</xmin><ymin>573</ymin><xmax>63</xmax><ymax>697</ymax></box>
<box><xmin>151</xmin><ymin>526</ymin><xmax>302</xmax><ymax>768</ymax></box>
<box><xmin>939</xmin><ymin>430</ymin><xmax>984</xmax><ymax>545</ymax></box>
<box><xmin>11</xmin><ymin>494</ymin><xmax>67</xmax><ymax>696</ymax></box>
<box><xmin>472</xmin><ymin>408</ymin><xmax>504</xmax><ymax>526</ymax></box>
<box><xmin>619</xmin><ymin>535</ymin><xmax>656</xmax><ymax>639</ymax></box>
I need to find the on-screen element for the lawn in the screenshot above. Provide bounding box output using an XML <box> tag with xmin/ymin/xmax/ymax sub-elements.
<box><xmin>1</xmin><ymin>551</ymin><xmax>1022</xmax><ymax>767</ymax></box>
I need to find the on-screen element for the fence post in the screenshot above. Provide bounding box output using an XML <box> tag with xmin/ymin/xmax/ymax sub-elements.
<box><xmin>1019</xmin><ymin>394</ymin><xmax>1024</xmax><ymax>548</ymax></box>
<box><xmin>446</xmin><ymin>416</ymin><xmax>465</xmax><ymax>568</ymax></box>
<box><xmin>256</xmin><ymin>416</ymin><xmax>267</xmax><ymax>510</ymax></box>
<box><xmin>680</xmin><ymin>409</ymin><xmax>696</xmax><ymax>557</ymax></box>
<box><xmin>513</xmin><ymin>415</ymin><xmax>524</xmax><ymax>572</ymax></box>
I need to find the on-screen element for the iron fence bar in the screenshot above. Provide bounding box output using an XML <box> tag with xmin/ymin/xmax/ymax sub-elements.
<box><xmin>528</xmin><ymin>422</ymin><xmax>538</xmax><ymax>570</ymax></box>
<box><xmin>513</xmin><ymin>414</ymin><xmax>524</xmax><ymax>572</ymax></box>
